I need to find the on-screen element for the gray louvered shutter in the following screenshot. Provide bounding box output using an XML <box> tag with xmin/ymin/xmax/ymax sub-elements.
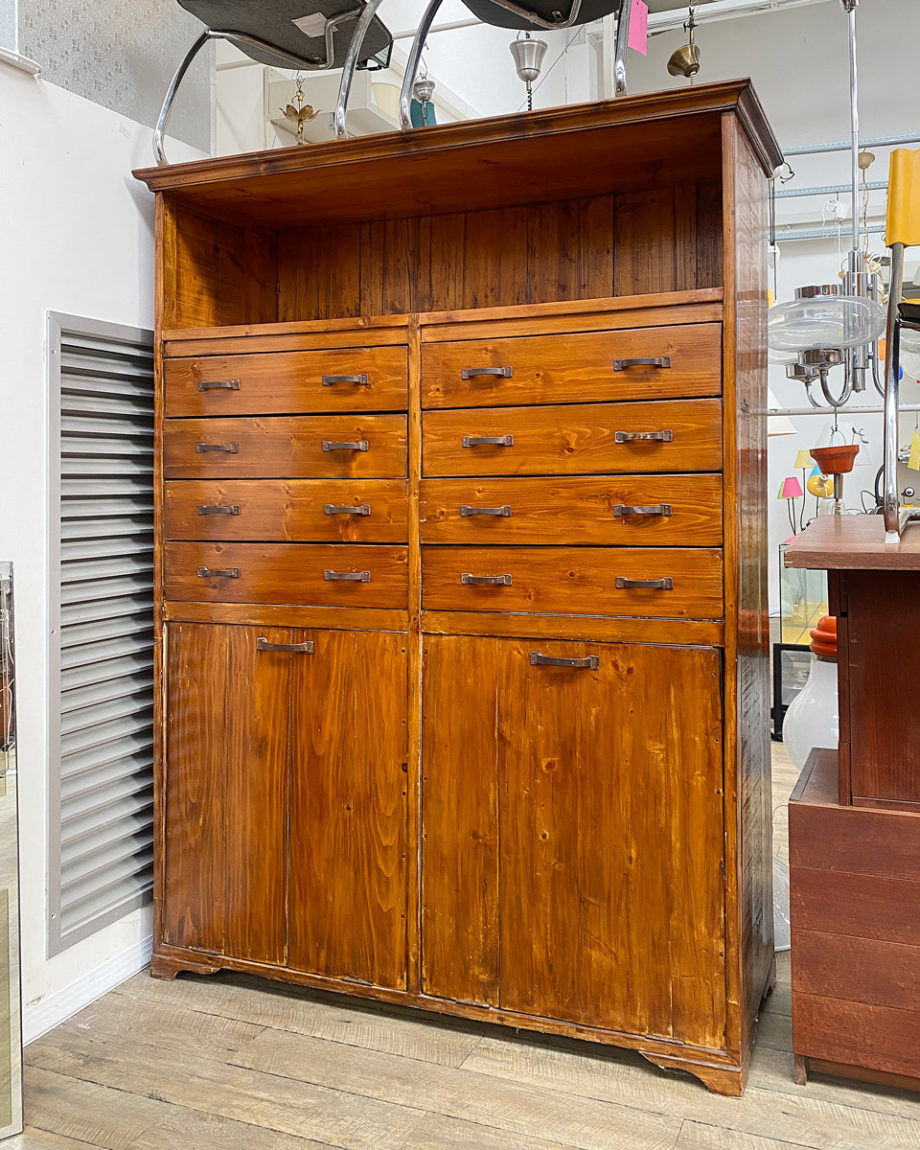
<box><xmin>48</xmin><ymin>314</ymin><xmax>155</xmax><ymax>955</ymax></box>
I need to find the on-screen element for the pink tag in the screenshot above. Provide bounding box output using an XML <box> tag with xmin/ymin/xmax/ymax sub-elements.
<box><xmin>628</xmin><ymin>0</ymin><xmax>649</xmax><ymax>56</ymax></box>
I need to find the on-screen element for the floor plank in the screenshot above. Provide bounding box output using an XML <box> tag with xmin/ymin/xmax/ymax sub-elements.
<box><xmin>674</xmin><ymin>1120</ymin><xmax>820</xmax><ymax>1150</ymax></box>
<box><xmin>125</xmin><ymin>1109</ymin><xmax>336</xmax><ymax>1150</ymax></box>
<box><xmin>22</xmin><ymin>1066</ymin><xmax>164</xmax><ymax>1150</ymax></box>
<box><xmin>401</xmin><ymin>1112</ymin><xmax>578</xmax><ymax>1150</ymax></box>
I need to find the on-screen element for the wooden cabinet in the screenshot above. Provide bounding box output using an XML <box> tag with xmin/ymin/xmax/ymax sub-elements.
<box><xmin>137</xmin><ymin>80</ymin><xmax>780</xmax><ymax>1096</ymax></box>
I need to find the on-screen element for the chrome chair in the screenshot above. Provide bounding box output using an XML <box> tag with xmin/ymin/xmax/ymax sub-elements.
<box><xmin>155</xmin><ymin>0</ymin><xmax>393</xmax><ymax>164</ymax></box>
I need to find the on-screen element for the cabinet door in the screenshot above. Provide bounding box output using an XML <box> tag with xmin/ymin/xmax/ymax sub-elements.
<box><xmin>288</xmin><ymin>630</ymin><xmax>408</xmax><ymax>989</ymax></box>
<box><xmin>422</xmin><ymin>635</ymin><xmax>726</xmax><ymax>1047</ymax></box>
<box><xmin>164</xmin><ymin>623</ymin><xmax>289</xmax><ymax>964</ymax></box>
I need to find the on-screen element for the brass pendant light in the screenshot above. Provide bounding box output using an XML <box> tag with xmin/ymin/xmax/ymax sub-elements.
<box><xmin>667</xmin><ymin>6</ymin><xmax>700</xmax><ymax>80</ymax></box>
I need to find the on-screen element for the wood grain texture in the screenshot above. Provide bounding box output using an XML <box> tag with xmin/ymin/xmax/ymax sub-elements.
<box><xmin>420</xmin><ymin>610</ymin><xmax>724</xmax><ymax>647</ymax></box>
<box><xmin>421</xmin><ymin>546</ymin><xmax>723</xmax><ymax>618</ymax></box>
<box><xmin>421</xmin><ymin>324</ymin><xmax>722</xmax><ymax>410</ymax></box>
<box><xmin>164</xmin><ymin>346</ymin><xmax>407</xmax><ymax>417</ymax></box>
<box><xmin>791</xmin><ymin>865</ymin><xmax>920</xmax><ymax>948</ymax></box>
<box><xmin>162</xmin><ymin>602</ymin><xmax>408</xmax><ymax>631</ymax></box>
<box><xmin>420</xmin><ymin>475</ymin><xmax>722</xmax><ymax>546</ymax></box>
<box><xmin>784</xmin><ymin>514</ymin><xmax>920</xmax><ymax>569</ymax></box>
<box><xmin>163</xmin><ymin>542</ymin><xmax>408</xmax><ymax>608</ymax></box>
<box><xmin>792</xmin><ymin>929</ymin><xmax>920</xmax><ymax>1013</ymax></box>
<box><xmin>422</xmin><ymin>399</ymin><xmax>723</xmax><ymax>477</ymax></box>
<box><xmin>164</xmin><ymin>479</ymin><xmax>408</xmax><ymax>542</ymax></box>
<box><xmin>287</xmin><ymin>630</ymin><xmax>408</xmax><ymax>990</ymax></box>
<box><xmin>163</xmin><ymin>622</ymin><xmax>288</xmax><ymax>962</ymax></box>
<box><xmin>792</xmin><ymin>993</ymin><xmax>920</xmax><ymax>1081</ymax></box>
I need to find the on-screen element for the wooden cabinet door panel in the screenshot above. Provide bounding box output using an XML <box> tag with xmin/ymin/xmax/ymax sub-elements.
<box><xmin>421</xmin><ymin>635</ymin><xmax>727</xmax><ymax>1047</ymax></box>
<box><xmin>288</xmin><ymin>630</ymin><xmax>408</xmax><ymax>989</ymax></box>
<box><xmin>164</xmin><ymin>622</ymin><xmax>288</xmax><ymax>964</ymax></box>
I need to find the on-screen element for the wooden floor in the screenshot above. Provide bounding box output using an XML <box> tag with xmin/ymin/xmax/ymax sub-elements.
<box><xmin>14</xmin><ymin>746</ymin><xmax>920</xmax><ymax>1150</ymax></box>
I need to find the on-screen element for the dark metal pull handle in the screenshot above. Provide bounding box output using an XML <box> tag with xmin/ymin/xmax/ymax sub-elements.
<box><xmin>462</xmin><ymin>435</ymin><xmax>514</xmax><ymax>447</ymax></box>
<box><xmin>324</xmin><ymin>504</ymin><xmax>371</xmax><ymax>516</ymax></box>
<box><xmin>613</xmin><ymin>503</ymin><xmax>672</xmax><ymax>518</ymax></box>
<box><xmin>324</xmin><ymin>569</ymin><xmax>371</xmax><ymax>582</ymax></box>
<box><xmin>195</xmin><ymin>441</ymin><xmax>239</xmax><ymax>454</ymax></box>
<box><xmin>256</xmin><ymin>637</ymin><xmax>314</xmax><ymax>654</ymax></box>
<box><xmin>461</xmin><ymin>573</ymin><xmax>512</xmax><ymax>586</ymax></box>
<box><xmin>461</xmin><ymin>366</ymin><xmax>512</xmax><ymax>379</ymax></box>
<box><xmin>614</xmin><ymin>430</ymin><xmax>674</xmax><ymax>443</ymax></box>
<box><xmin>530</xmin><ymin>652</ymin><xmax>599</xmax><ymax>670</ymax></box>
<box><xmin>615</xmin><ymin>576</ymin><xmax>674</xmax><ymax>590</ymax></box>
<box><xmin>197</xmin><ymin>379</ymin><xmax>240</xmax><ymax>392</ymax></box>
<box><xmin>613</xmin><ymin>356</ymin><xmax>672</xmax><ymax>371</ymax></box>
<box><xmin>322</xmin><ymin>440</ymin><xmax>369</xmax><ymax>452</ymax></box>
<box><xmin>322</xmin><ymin>373</ymin><xmax>369</xmax><ymax>387</ymax></box>
<box><xmin>460</xmin><ymin>505</ymin><xmax>512</xmax><ymax>517</ymax></box>
<box><xmin>197</xmin><ymin>504</ymin><xmax>241</xmax><ymax>516</ymax></box>
<box><xmin>197</xmin><ymin>566</ymin><xmax>240</xmax><ymax>578</ymax></box>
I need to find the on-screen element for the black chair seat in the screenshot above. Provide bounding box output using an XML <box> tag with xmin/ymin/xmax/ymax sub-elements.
<box><xmin>461</xmin><ymin>0</ymin><xmax>622</xmax><ymax>32</ymax></box>
<box><xmin>178</xmin><ymin>0</ymin><xmax>391</xmax><ymax>69</ymax></box>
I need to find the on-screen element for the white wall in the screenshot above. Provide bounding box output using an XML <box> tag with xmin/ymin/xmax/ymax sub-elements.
<box><xmin>0</xmin><ymin>61</ymin><xmax>201</xmax><ymax>1043</ymax></box>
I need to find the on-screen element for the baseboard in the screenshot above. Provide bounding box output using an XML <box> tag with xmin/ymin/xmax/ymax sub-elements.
<box><xmin>23</xmin><ymin>934</ymin><xmax>152</xmax><ymax>1046</ymax></box>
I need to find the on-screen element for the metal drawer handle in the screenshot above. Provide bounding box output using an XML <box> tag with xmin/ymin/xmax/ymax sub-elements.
<box><xmin>256</xmin><ymin>637</ymin><xmax>314</xmax><ymax>654</ymax></box>
<box><xmin>322</xmin><ymin>373</ymin><xmax>369</xmax><ymax>387</ymax></box>
<box><xmin>197</xmin><ymin>379</ymin><xmax>240</xmax><ymax>391</ymax></box>
<box><xmin>462</xmin><ymin>435</ymin><xmax>514</xmax><ymax>448</ymax></box>
<box><xmin>461</xmin><ymin>366</ymin><xmax>512</xmax><ymax>379</ymax></box>
<box><xmin>614</xmin><ymin>430</ymin><xmax>674</xmax><ymax>443</ymax></box>
<box><xmin>324</xmin><ymin>503</ymin><xmax>371</xmax><ymax>516</ymax></box>
<box><xmin>613</xmin><ymin>503</ymin><xmax>672</xmax><ymax>518</ymax></box>
<box><xmin>461</xmin><ymin>573</ymin><xmax>512</xmax><ymax>586</ymax></box>
<box><xmin>530</xmin><ymin>652</ymin><xmax>599</xmax><ymax>670</ymax></box>
<box><xmin>460</xmin><ymin>505</ymin><xmax>512</xmax><ymax>517</ymax></box>
<box><xmin>615</xmin><ymin>576</ymin><xmax>674</xmax><ymax>590</ymax></box>
<box><xmin>197</xmin><ymin>566</ymin><xmax>240</xmax><ymax>578</ymax></box>
<box><xmin>322</xmin><ymin>440</ymin><xmax>369</xmax><ymax>452</ymax></box>
<box><xmin>613</xmin><ymin>356</ymin><xmax>672</xmax><ymax>371</ymax></box>
<box><xmin>324</xmin><ymin>569</ymin><xmax>371</xmax><ymax>582</ymax></box>
<box><xmin>195</xmin><ymin>442</ymin><xmax>239</xmax><ymax>454</ymax></box>
<box><xmin>197</xmin><ymin>504</ymin><xmax>241</xmax><ymax>516</ymax></box>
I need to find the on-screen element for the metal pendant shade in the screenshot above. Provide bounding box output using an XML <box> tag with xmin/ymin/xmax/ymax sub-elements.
<box><xmin>462</xmin><ymin>0</ymin><xmax>621</xmax><ymax>31</ymax></box>
<box><xmin>510</xmin><ymin>35</ymin><xmax>548</xmax><ymax>84</ymax></box>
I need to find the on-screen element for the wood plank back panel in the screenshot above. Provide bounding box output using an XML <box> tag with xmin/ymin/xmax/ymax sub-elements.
<box><xmin>422</xmin><ymin>399</ymin><xmax>723</xmax><ymax>477</ymax></box>
<box><xmin>791</xmin><ymin>865</ymin><xmax>920</xmax><ymax>948</ymax></box>
<box><xmin>163</xmin><ymin>622</ymin><xmax>288</xmax><ymax>963</ymax></box>
<box><xmin>420</xmin><ymin>475</ymin><xmax>722</xmax><ymax>546</ymax></box>
<box><xmin>164</xmin><ymin>479</ymin><xmax>408</xmax><ymax>542</ymax></box>
<box><xmin>793</xmin><ymin>993</ymin><xmax>920</xmax><ymax>1080</ymax></box>
<box><xmin>288</xmin><ymin>629</ymin><xmax>409</xmax><ymax>989</ymax></box>
<box><xmin>164</xmin><ymin>347</ymin><xmax>408</xmax><ymax>417</ymax></box>
<box><xmin>421</xmin><ymin>545</ymin><xmax>723</xmax><ymax>618</ymax></box>
<box><xmin>792</xmin><ymin>929</ymin><xmax>920</xmax><ymax>1013</ymax></box>
<box><xmin>163</xmin><ymin>415</ymin><xmax>407</xmax><ymax>479</ymax></box>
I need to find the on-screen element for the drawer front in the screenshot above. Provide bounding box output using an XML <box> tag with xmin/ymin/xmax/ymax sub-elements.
<box><xmin>420</xmin><ymin>476</ymin><xmax>722</xmax><ymax>546</ymax></box>
<box><xmin>423</xmin><ymin>399</ymin><xmax>723</xmax><ymax>476</ymax></box>
<box><xmin>164</xmin><ymin>346</ymin><xmax>408</xmax><ymax>416</ymax></box>
<box><xmin>421</xmin><ymin>324</ymin><xmax>721</xmax><ymax>409</ymax></box>
<box><xmin>165</xmin><ymin>480</ymin><xmax>408</xmax><ymax>543</ymax></box>
<box><xmin>423</xmin><ymin>547</ymin><xmax>723</xmax><ymax>618</ymax></box>
<box><xmin>163</xmin><ymin>415</ymin><xmax>407</xmax><ymax>479</ymax></box>
<box><xmin>164</xmin><ymin>542</ymin><xmax>408</xmax><ymax>607</ymax></box>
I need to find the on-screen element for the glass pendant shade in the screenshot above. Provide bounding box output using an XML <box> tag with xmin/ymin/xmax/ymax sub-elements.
<box><xmin>900</xmin><ymin>325</ymin><xmax>920</xmax><ymax>379</ymax></box>
<box><xmin>768</xmin><ymin>286</ymin><xmax>886</xmax><ymax>352</ymax></box>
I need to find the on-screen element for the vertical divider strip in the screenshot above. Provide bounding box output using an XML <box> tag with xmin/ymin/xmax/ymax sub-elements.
<box><xmin>406</xmin><ymin>315</ymin><xmax>423</xmax><ymax>995</ymax></box>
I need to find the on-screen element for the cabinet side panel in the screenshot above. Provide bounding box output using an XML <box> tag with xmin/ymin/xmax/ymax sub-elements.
<box><xmin>288</xmin><ymin>630</ymin><xmax>409</xmax><ymax>990</ymax></box>
<box><xmin>420</xmin><ymin>635</ymin><xmax>500</xmax><ymax>1005</ymax></box>
<box><xmin>163</xmin><ymin>622</ymin><xmax>289</xmax><ymax>964</ymax></box>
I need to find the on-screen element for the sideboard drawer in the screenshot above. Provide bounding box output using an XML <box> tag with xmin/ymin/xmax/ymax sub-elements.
<box><xmin>420</xmin><ymin>475</ymin><xmax>722</xmax><ymax>546</ymax></box>
<box><xmin>422</xmin><ymin>399</ymin><xmax>723</xmax><ymax>476</ymax></box>
<box><xmin>422</xmin><ymin>546</ymin><xmax>723</xmax><ymax>618</ymax></box>
<box><xmin>164</xmin><ymin>542</ymin><xmax>408</xmax><ymax>607</ymax></box>
<box><xmin>164</xmin><ymin>346</ymin><xmax>408</xmax><ymax>416</ymax></box>
<box><xmin>421</xmin><ymin>324</ymin><xmax>721</xmax><ymax>409</ymax></box>
<box><xmin>163</xmin><ymin>415</ymin><xmax>407</xmax><ymax>478</ymax></box>
<box><xmin>165</xmin><ymin>479</ymin><xmax>408</xmax><ymax>543</ymax></box>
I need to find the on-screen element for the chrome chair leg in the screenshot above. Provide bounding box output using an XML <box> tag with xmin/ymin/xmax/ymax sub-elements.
<box><xmin>613</xmin><ymin>0</ymin><xmax>631</xmax><ymax>96</ymax></box>
<box><xmin>884</xmin><ymin>241</ymin><xmax>905</xmax><ymax>539</ymax></box>
<box><xmin>335</xmin><ymin>0</ymin><xmax>389</xmax><ymax>139</ymax></box>
<box><xmin>155</xmin><ymin>29</ymin><xmax>211</xmax><ymax>165</ymax></box>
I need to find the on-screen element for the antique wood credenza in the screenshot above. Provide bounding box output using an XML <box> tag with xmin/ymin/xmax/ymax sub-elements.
<box><xmin>134</xmin><ymin>79</ymin><xmax>782</xmax><ymax>1096</ymax></box>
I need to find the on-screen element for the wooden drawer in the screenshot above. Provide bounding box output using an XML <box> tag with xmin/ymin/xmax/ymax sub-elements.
<box><xmin>163</xmin><ymin>415</ymin><xmax>407</xmax><ymax>479</ymax></box>
<box><xmin>164</xmin><ymin>480</ymin><xmax>408</xmax><ymax>543</ymax></box>
<box><xmin>422</xmin><ymin>546</ymin><xmax>723</xmax><ymax>618</ymax></box>
<box><xmin>422</xmin><ymin>399</ymin><xmax>722</xmax><ymax>476</ymax></box>
<box><xmin>164</xmin><ymin>346</ymin><xmax>408</xmax><ymax>416</ymax></box>
<box><xmin>164</xmin><ymin>542</ymin><xmax>408</xmax><ymax>607</ymax></box>
<box><xmin>420</xmin><ymin>476</ymin><xmax>722</xmax><ymax>546</ymax></box>
<box><xmin>421</xmin><ymin>324</ymin><xmax>721</xmax><ymax>409</ymax></box>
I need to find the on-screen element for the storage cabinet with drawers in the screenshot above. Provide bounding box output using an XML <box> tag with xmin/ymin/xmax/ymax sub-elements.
<box><xmin>135</xmin><ymin>80</ymin><xmax>781</xmax><ymax>1096</ymax></box>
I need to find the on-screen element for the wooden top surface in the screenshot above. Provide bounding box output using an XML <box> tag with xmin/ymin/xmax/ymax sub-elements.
<box><xmin>784</xmin><ymin>516</ymin><xmax>920</xmax><ymax>571</ymax></box>
<box><xmin>789</xmin><ymin>748</ymin><xmax>838</xmax><ymax>807</ymax></box>
<box><xmin>133</xmin><ymin>81</ymin><xmax>782</xmax><ymax>229</ymax></box>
